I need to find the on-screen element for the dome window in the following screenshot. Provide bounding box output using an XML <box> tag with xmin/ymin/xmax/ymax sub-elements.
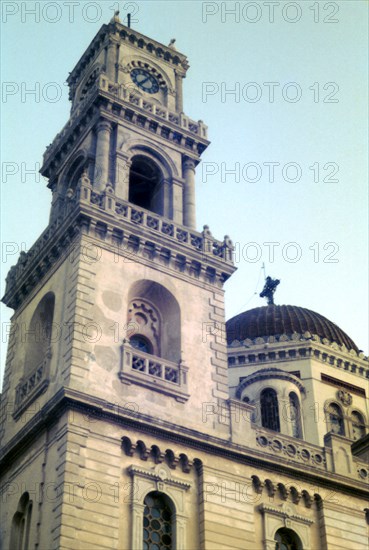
<box><xmin>260</xmin><ymin>388</ymin><xmax>280</xmax><ymax>432</ymax></box>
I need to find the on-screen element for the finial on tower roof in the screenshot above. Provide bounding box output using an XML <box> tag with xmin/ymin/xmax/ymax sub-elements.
<box><xmin>168</xmin><ymin>38</ymin><xmax>177</xmax><ymax>49</ymax></box>
<box><xmin>260</xmin><ymin>276</ymin><xmax>280</xmax><ymax>305</ymax></box>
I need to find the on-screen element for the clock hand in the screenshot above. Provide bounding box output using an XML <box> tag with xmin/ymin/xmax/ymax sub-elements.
<box><xmin>140</xmin><ymin>76</ymin><xmax>151</xmax><ymax>86</ymax></box>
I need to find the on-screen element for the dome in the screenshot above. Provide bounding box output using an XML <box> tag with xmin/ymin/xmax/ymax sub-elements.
<box><xmin>226</xmin><ymin>305</ymin><xmax>359</xmax><ymax>352</ymax></box>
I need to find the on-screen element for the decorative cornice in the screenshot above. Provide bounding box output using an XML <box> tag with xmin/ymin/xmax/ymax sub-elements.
<box><xmin>228</xmin><ymin>336</ymin><xmax>369</xmax><ymax>381</ymax></box>
<box><xmin>42</xmin><ymin>75</ymin><xmax>209</xmax><ymax>177</ymax></box>
<box><xmin>259</xmin><ymin>503</ymin><xmax>314</xmax><ymax>525</ymax></box>
<box><xmin>128</xmin><ymin>465</ymin><xmax>192</xmax><ymax>490</ymax></box>
<box><xmin>1</xmin><ymin>388</ymin><xmax>368</xmax><ymax>498</ymax></box>
<box><xmin>67</xmin><ymin>22</ymin><xmax>188</xmax><ymax>94</ymax></box>
<box><xmin>2</xmin><ymin>192</ymin><xmax>235</xmax><ymax>310</ymax></box>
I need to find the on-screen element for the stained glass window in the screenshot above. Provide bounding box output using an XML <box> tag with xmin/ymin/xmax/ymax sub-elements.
<box><xmin>143</xmin><ymin>492</ymin><xmax>173</xmax><ymax>550</ymax></box>
<box><xmin>261</xmin><ymin>388</ymin><xmax>280</xmax><ymax>432</ymax></box>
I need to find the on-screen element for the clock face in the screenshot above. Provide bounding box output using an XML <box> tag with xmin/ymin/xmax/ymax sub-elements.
<box><xmin>130</xmin><ymin>68</ymin><xmax>159</xmax><ymax>94</ymax></box>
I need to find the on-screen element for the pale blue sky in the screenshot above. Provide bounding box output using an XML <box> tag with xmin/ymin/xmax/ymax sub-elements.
<box><xmin>1</xmin><ymin>1</ymin><xmax>368</xmax><ymax>385</ymax></box>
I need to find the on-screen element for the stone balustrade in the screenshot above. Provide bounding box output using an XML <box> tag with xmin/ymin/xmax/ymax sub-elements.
<box><xmin>255</xmin><ymin>428</ymin><xmax>327</xmax><ymax>471</ymax></box>
<box><xmin>43</xmin><ymin>74</ymin><xmax>207</xmax><ymax>166</ymax></box>
<box><xmin>13</xmin><ymin>351</ymin><xmax>51</xmax><ymax>419</ymax></box>
<box><xmin>119</xmin><ymin>342</ymin><xmax>189</xmax><ymax>402</ymax></box>
<box><xmin>81</xmin><ymin>184</ymin><xmax>234</xmax><ymax>264</ymax></box>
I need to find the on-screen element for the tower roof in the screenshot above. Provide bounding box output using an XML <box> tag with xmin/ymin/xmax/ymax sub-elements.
<box><xmin>226</xmin><ymin>304</ymin><xmax>359</xmax><ymax>352</ymax></box>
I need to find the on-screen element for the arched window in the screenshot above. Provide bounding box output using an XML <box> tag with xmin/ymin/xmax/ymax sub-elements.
<box><xmin>143</xmin><ymin>492</ymin><xmax>174</xmax><ymax>550</ymax></box>
<box><xmin>10</xmin><ymin>493</ymin><xmax>33</xmax><ymax>550</ymax></box>
<box><xmin>326</xmin><ymin>403</ymin><xmax>345</xmax><ymax>435</ymax></box>
<box><xmin>25</xmin><ymin>292</ymin><xmax>55</xmax><ymax>377</ymax></box>
<box><xmin>289</xmin><ymin>392</ymin><xmax>302</xmax><ymax>439</ymax></box>
<box><xmin>260</xmin><ymin>388</ymin><xmax>280</xmax><ymax>432</ymax></box>
<box><xmin>127</xmin><ymin>281</ymin><xmax>181</xmax><ymax>362</ymax></box>
<box><xmin>129</xmin><ymin>334</ymin><xmax>153</xmax><ymax>354</ymax></box>
<box><xmin>129</xmin><ymin>155</ymin><xmax>164</xmax><ymax>214</ymax></box>
<box><xmin>275</xmin><ymin>528</ymin><xmax>302</xmax><ymax>550</ymax></box>
<box><xmin>351</xmin><ymin>411</ymin><xmax>366</xmax><ymax>441</ymax></box>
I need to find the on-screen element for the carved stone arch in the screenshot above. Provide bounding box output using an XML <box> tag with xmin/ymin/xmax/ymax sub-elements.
<box><xmin>127</xmin><ymin>296</ymin><xmax>161</xmax><ymax>356</ymax></box>
<box><xmin>260</xmin><ymin>502</ymin><xmax>314</xmax><ymax>550</ymax></box>
<box><xmin>126</xmin><ymin>279</ymin><xmax>181</xmax><ymax>363</ymax></box>
<box><xmin>58</xmin><ymin>149</ymin><xmax>88</xmax><ymax>195</ymax></box>
<box><xmin>120</xmin><ymin>138</ymin><xmax>179</xmax><ymax>178</ymax></box>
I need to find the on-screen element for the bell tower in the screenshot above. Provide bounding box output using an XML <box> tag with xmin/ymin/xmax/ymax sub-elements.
<box><xmin>46</xmin><ymin>11</ymin><xmax>208</xmax><ymax>230</ymax></box>
<box><xmin>1</xmin><ymin>16</ymin><xmax>236</xmax><ymax>549</ymax></box>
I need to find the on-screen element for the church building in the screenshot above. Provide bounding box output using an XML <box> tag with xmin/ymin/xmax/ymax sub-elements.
<box><xmin>1</xmin><ymin>13</ymin><xmax>368</xmax><ymax>550</ymax></box>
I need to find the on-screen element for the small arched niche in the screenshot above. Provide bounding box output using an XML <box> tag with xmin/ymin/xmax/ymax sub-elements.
<box><xmin>325</xmin><ymin>402</ymin><xmax>345</xmax><ymax>436</ymax></box>
<box><xmin>351</xmin><ymin>410</ymin><xmax>366</xmax><ymax>441</ymax></box>
<box><xmin>288</xmin><ymin>391</ymin><xmax>303</xmax><ymax>439</ymax></box>
<box><xmin>127</xmin><ymin>280</ymin><xmax>181</xmax><ymax>362</ymax></box>
<box><xmin>129</xmin><ymin>155</ymin><xmax>165</xmax><ymax>214</ymax></box>
<box><xmin>10</xmin><ymin>492</ymin><xmax>33</xmax><ymax>550</ymax></box>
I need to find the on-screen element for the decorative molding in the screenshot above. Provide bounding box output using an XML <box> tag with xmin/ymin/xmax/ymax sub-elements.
<box><xmin>255</xmin><ymin>428</ymin><xmax>327</xmax><ymax>470</ymax></box>
<box><xmin>2</xmin><ymin>388</ymin><xmax>369</xmax><ymax>500</ymax></box>
<box><xmin>259</xmin><ymin>502</ymin><xmax>314</xmax><ymax>550</ymax></box>
<box><xmin>3</xmin><ymin>196</ymin><xmax>235</xmax><ymax>310</ymax></box>
<box><xmin>236</xmin><ymin>368</ymin><xmax>305</xmax><ymax>398</ymax></box>
<box><xmin>42</xmin><ymin>75</ymin><xmax>208</xmax><ymax>178</ymax></box>
<box><xmin>128</xmin><ymin>464</ymin><xmax>192</xmax><ymax>490</ymax></box>
<box><xmin>119</xmin><ymin>342</ymin><xmax>189</xmax><ymax>403</ymax></box>
<box><xmin>122</xmin><ymin>436</ymin><xmax>195</xmax><ymax>473</ymax></box>
<box><xmin>337</xmin><ymin>389</ymin><xmax>353</xmax><ymax>406</ymax></box>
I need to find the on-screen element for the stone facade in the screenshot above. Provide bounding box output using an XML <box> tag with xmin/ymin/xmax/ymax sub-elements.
<box><xmin>1</xmin><ymin>14</ymin><xmax>368</xmax><ymax>550</ymax></box>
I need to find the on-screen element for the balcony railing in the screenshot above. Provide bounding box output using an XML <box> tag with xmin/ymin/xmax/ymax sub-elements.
<box><xmin>13</xmin><ymin>350</ymin><xmax>51</xmax><ymax>419</ymax></box>
<box><xmin>43</xmin><ymin>75</ymin><xmax>208</xmax><ymax>165</ymax></box>
<box><xmin>119</xmin><ymin>342</ymin><xmax>189</xmax><ymax>402</ymax></box>
<box><xmin>81</xmin><ymin>186</ymin><xmax>234</xmax><ymax>265</ymax></box>
<box><xmin>255</xmin><ymin>428</ymin><xmax>327</xmax><ymax>470</ymax></box>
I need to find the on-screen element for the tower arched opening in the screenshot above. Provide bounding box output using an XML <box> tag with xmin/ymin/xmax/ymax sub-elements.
<box><xmin>129</xmin><ymin>155</ymin><xmax>164</xmax><ymax>214</ymax></box>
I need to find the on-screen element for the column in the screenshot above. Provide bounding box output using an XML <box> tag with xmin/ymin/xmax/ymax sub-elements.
<box><xmin>175</xmin><ymin>71</ymin><xmax>184</xmax><ymax>112</ymax></box>
<box><xmin>106</xmin><ymin>40</ymin><xmax>118</xmax><ymax>83</ymax></box>
<box><xmin>115</xmin><ymin>152</ymin><xmax>131</xmax><ymax>201</ymax></box>
<box><xmin>94</xmin><ymin>120</ymin><xmax>112</xmax><ymax>191</ymax></box>
<box><xmin>172</xmin><ymin>177</ymin><xmax>184</xmax><ymax>224</ymax></box>
<box><xmin>182</xmin><ymin>158</ymin><xmax>196</xmax><ymax>228</ymax></box>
